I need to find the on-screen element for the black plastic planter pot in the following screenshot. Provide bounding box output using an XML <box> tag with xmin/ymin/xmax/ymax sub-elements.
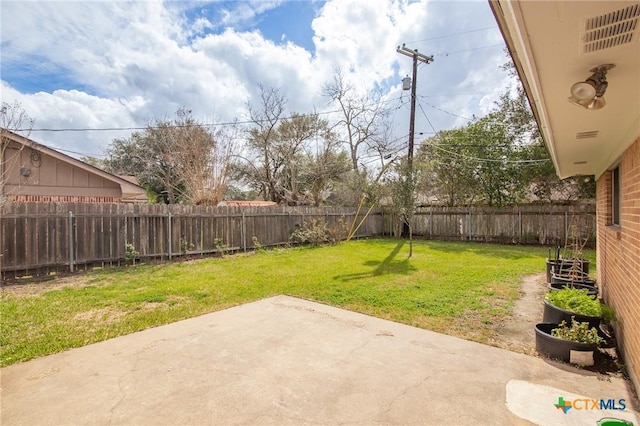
<box><xmin>548</xmin><ymin>281</ymin><xmax>598</xmax><ymax>296</ymax></box>
<box><xmin>551</xmin><ymin>271</ymin><xmax>594</xmax><ymax>285</ymax></box>
<box><xmin>542</xmin><ymin>299</ymin><xmax>602</xmax><ymax>328</ymax></box>
<box><xmin>535</xmin><ymin>323</ymin><xmax>598</xmax><ymax>366</ymax></box>
<box><xmin>546</xmin><ymin>259</ymin><xmax>590</xmax><ymax>284</ymax></box>
<box><xmin>549</xmin><ymin>283</ymin><xmax>598</xmax><ymax>296</ymax></box>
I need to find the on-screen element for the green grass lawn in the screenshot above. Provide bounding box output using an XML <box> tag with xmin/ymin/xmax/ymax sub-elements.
<box><xmin>0</xmin><ymin>239</ymin><xmax>595</xmax><ymax>367</ymax></box>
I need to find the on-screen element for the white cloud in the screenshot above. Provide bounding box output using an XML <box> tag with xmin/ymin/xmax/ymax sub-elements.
<box><xmin>0</xmin><ymin>0</ymin><xmax>516</xmax><ymax>157</ymax></box>
<box><xmin>1</xmin><ymin>82</ymin><xmax>140</xmax><ymax>157</ymax></box>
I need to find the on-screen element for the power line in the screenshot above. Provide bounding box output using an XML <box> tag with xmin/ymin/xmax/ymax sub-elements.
<box><xmin>421</xmin><ymin>92</ymin><xmax>501</xmax><ymax>98</ymax></box>
<box><xmin>20</xmin><ymin>111</ymin><xmax>336</xmax><ymax>133</ymax></box>
<box><xmin>417</xmin><ymin>103</ymin><xmax>549</xmax><ymax>164</ymax></box>
<box><xmin>52</xmin><ymin>146</ymin><xmax>104</xmax><ymax>158</ymax></box>
<box><xmin>19</xmin><ymin>95</ymin><xmax>410</xmax><ymax>134</ymax></box>
<box><xmin>417</xmin><ymin>99</ymin><xmax>517</xmax><ymax>127</ymax></box>
<box><xmin>428</xmin><ymin>143</ymin><xmax>550</xmax><ymax>164</ymax></box>
<box><xmin>406</xmin><ymin>26</ymin><xmax>497</xmax><ymax>44</ymax></box>
<box><xmin>421</xmin><ymin>101</ymin><xmax>471</xmax><ymax>121</ymax></box>
<box><xmin>434</xmin><ymin>43</ymin><xmax>504</xmax><ymax>57</ymax></box>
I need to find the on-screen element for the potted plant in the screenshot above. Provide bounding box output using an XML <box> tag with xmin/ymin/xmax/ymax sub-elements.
<box><xmin>546</xmin><ymin>247</ymin><xmax>590</xmax><ymax>284</ymax></box>
<box><xmin>547</xmin><ymin>214</ymin><xmax>595</xmax><ymax>291</ymax></box>
<box><xmin>543</xmin><ymin>287</ymin><xmax>613</xmax><ymax>328</ymax></box>
<box><xmin>549</xmin><ymin>275</ymin><xmax>597</xmax><ymax>294</ymax></box>
<box><xmin>549</xmin><ymin>260</ymin><xmax>597</xmax><ymax>292</ymax></box>
<box><xmin>535</xmin><ymin>319</ymin><xmax>604</xmax><ymax>366</ymax></box>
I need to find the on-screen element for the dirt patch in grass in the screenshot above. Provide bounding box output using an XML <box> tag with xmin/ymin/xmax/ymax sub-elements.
<box><xmin>1</xmin><ymin>275</ymin><xmax>96</xmax><ymax>297</ymax></box>
<box><xmin>491</xmin><ymin>273</ymin><xmax>546</xmax><ymax>355</ymax></box>
<box><xmin>73</xmin><ymin>307</ymin><xmax>126</xmax><ymax>325</ymax></box>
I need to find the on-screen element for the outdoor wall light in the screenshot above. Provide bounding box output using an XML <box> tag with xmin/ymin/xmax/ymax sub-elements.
<box><xmin>568</xmin><ymin>64</ymin><xmax>615</xmax><ymax>110</ymax></box>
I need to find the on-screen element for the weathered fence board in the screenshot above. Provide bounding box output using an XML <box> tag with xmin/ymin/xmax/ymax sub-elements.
<box><xmin>1</xmin><ymin>202</ymin><xmax>595</xmax><ymax>280</ymax></box>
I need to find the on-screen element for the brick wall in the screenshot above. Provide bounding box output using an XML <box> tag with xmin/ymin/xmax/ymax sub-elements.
<box><xmin>596</xmin><ymin>136</ymin><xmax>640</xmax><ymax>393</ymax></box>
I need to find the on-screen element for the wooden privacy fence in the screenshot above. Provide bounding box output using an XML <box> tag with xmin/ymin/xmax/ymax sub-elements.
<box><xmin>0</xmin><ymin>202</ymin><xmax>595</xmax><ymax>280</ymax></box>
<box><xmin>407</xmin><ymin>204</ymin><xmax>596</xmax><ymax>246</ymax></box>
<box><xmin>0</xmin><ymin>203</ymin><xmax>385</xmax><ymax>280</ymax></box>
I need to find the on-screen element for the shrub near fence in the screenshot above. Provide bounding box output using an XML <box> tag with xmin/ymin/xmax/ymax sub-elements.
<box><xmin>0</xmin><ymin>202</ymin><xmax>595</xmax><ymax>280</ymax></box>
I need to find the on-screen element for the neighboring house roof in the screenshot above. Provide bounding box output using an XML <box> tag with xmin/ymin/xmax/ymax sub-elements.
<box><xmin>117</xmin><ymin>175</ymin><xmax>142</xmax><ymax>186</ymax></box>
<box><xmin>489</xmin><ymin>1</ymin><xmax>640</xmax><ymax>179</ymax></box>
<box><xmin>1</xmin><ymin>129</ymin><xmax>147</xmax><ymax>201</ymax></box>
<box><xmin>217</xmin><ymin>200</ymin><xmax>278</xmax><ymax>207</ymax></box>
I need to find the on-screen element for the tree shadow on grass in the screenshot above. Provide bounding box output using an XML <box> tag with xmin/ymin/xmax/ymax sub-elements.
<box><xmin>334</xmin><ymin>239</ymin><xmax>418</xmax><ymax>282</ymax></box>
<box><xmin>417</xmin><ymin>239</ymin><xmax>546</xmax><ymax>261</ymax></box>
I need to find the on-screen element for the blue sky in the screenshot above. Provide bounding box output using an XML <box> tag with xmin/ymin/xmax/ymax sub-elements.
<box><xmin>0</xmin><ymin>0</ymin><xmax>514</xmax><ymax>160</ymax></box>
<box><xmin>231</xmin><ymin>1</ymin><xmax>318</xmax><ymax>50</ymax></box>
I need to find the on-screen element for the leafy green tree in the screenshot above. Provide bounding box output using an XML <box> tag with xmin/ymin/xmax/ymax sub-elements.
<box><xmin>464</xmin><ymin>114</ymin><xmax>525</xmax><ymax>207</ymax></box>
<box><xmin>499</xmin><ymin>56</ymin><xmax>595</xmax><ymax>201</ymax></box>
<box><xmin>417</xmin><ymin>55</ymin><xmax>595</xmax><ymax>207</ymax></box>
<box><xmin>274</xmin><ymin>113</ymin><xmax>325</xmax><ymax>204</ymax></box>
<box><xmin>418</xmin><ymin>129</ymin><xmax>480</xmax><ymax>206</ymax></box>
<box><xmin>239</xmin><ymin>92</ymin><xmax>350</xmax><ymax>206</ymax></box>
<box><xmin>244</xmin><ymin>85</ymin><xmax>287</xmax><ymax>203</ymax></box>
<box><xmin>419</xmin><ymin>114</ymin><xmax>535</xmax><ymax>207</ymax></box>
<box><xmin>297</xmin><ymin>128</ymin><xmax>351</xmax><ymax>206</ymax></box>
<box><xmin>387</xmin><ymin>157</ymin><xmax>418</xmax><ymax>256</ymax></box>
<box><xmin>105</xmin><ymin>118</ymin><xmax>184</xmax><ymax>203</ymax></box>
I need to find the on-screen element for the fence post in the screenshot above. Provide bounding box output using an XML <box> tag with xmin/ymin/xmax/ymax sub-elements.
<box><xmin>468</xmin><ymin>212</ymin><xmax>472</xmax><ymax>241</ymax></box>
<box><xmin>429</xmin><ymin>209</ymin><xmax>433</xmax><ymax>239</ymax></box>
<box><xmin>68</xmin><ymin>211</ymin><xmax>74</xmax><ymax>273</ymax></box>
<box><xmin>168</xmin><ymin>212</ymin><xmax>172</xmax><ymax>260</ymax></box>
<box><xmin>564</xmin><ymin>211</ymin><xmax>568</xmax><ymax>242</ymax></box>
<box><xmin>242</xmin><ymin>212</ymin><xmax>246</xmax><ymax>252</ymax></box>
<box><xmin>200</xmin><ymin>217</ymin><xmax>204</xmax><ymax>256</ymax></box>
<box><xmin>518</xmin><ymin>210</ymin><xmax>522</xmax><ymax>243</ymax></box>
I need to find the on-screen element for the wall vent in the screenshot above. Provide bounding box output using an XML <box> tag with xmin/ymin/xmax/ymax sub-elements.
<box><xmin>576</xmin><ymin>130</ymin><xmax>599</xmax><ymax>139</ymax></box>
<box><xmin>583</xmin><ymin>3</ymin><xmax>640</xmax><ymax>53</ymax></box>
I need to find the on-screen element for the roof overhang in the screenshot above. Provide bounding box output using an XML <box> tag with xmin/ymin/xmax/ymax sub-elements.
<box><xmin>490</xmin><ymin>1</ymin><xmax>640</xmax><ymax>179</ymax></box>
<box><xmin>1</xmin><ymin>130</ymin><xmax>146</xmax><ymax>199</ymax></box>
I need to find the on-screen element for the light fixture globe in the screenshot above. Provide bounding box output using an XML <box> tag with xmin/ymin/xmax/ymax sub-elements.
<box><xmin>568</xmin><ymin>97</ymin><xmax>591</xmax><ymax>108</ymax></box>
<box><xmin>587</xmin><ymin>96</ymin><xmax>606</xmax><ymax>110</ymax></box>
<box><xmin>570</xmin><ymin>81</ymin><xmax>597</xmax><ymax>100</ymax></box>
<box><xmin>567</xmin><ymin>64</ymin><xmax>615</xmax><ymax>110</ymax></box>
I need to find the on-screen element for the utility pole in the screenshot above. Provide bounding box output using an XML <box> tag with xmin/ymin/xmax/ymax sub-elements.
<box><xmin>397</xmin><ymin>44</ymin><xmax>433</xmax><ymax>245</ymax></box>
<box><xmin>396</xmin><ymin>44</ymin><xmax>433</xmax><ymax>171</ymax></box>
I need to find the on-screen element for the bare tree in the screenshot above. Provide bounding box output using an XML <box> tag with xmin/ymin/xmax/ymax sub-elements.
<box><xmin>173</xmin><ymin>109</ymin><xmax>214</xmax><ymax>204</ymax></box>
<box><xmin>176</xmin><ymin>115</ymin><xmax>239</xmax><ymax>206</ymax></box>
<box><xmin>104</xmin><ymin>108</ymin><xmax>237</xmax><ymax>205</ymax></box>
<box><xmin>367</xmin><ymin>117</ymin><xmax>401</xmax><ymax>183</ymax></box>
<box><xmin>1</xmin><ymin>101</ymin><xmax>34</xmax><ymax>208</ymax></box>
<box><xmin>322</xmin><ymin>68</ymin><xmax>389</xmax><ymax>173</ymax></box>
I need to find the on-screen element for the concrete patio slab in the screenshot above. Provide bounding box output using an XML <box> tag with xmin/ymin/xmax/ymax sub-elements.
<box><xmin>1</xmin><ymin>295</ymin><xmax>638</xmax><ymax>425</ymax></box>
